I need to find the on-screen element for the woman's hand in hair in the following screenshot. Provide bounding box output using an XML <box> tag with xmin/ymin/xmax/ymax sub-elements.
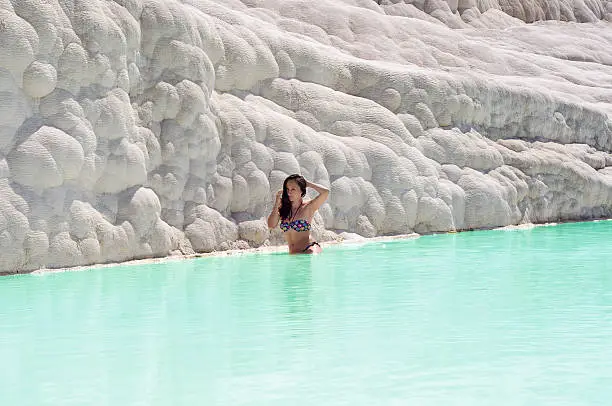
<box><xmin>275</xmin><ymin>190</ymin><xmax>282</xmax><ymax>206</ymax></box>
<box><xmin>305</xmin><ymin>180</ymin><xmax>328</xmax><ymax>194</ymax></box>
<box><xmin>304</xmin><ymin>179</ymin><xmax>329</xmax><ymax>212</ymax></box>
<box><xmin>268</xmin><ymin>190</ymin><xmax>283</xmax><ymax>229</ymax></box>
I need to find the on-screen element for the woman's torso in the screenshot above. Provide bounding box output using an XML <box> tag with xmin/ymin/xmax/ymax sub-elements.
<box><xmin>280</xmin><ymin>203</ymin><xmax>314</xmax><ymax>253</ymax></box>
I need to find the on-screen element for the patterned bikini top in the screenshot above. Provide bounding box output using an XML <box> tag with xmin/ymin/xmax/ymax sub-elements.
<box><xmin>280</xmin><ymin>219</ymin><xmax>311</xmax><ymax>232</ymax></box>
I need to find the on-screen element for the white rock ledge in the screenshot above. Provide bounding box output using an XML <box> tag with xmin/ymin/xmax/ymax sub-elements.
<box><xmin>1</xmin><ymin>0</ymin><xmax>612</xmax><ymax>273</ymax></box>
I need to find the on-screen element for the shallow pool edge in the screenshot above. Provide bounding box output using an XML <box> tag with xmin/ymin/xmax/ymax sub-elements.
<box><xmin>3</xmin><ymin>219</ymin><xmax>611</xmax><ymax>276</ymax></box>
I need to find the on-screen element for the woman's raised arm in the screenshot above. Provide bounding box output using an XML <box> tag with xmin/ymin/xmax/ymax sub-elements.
<box><xmin>305</xmin><ymin>180</ymin><xmax>329</xmax><ymax>212</ymax></box>
<box><xmin>267</xmin><ymin>190</ymin><xmax>282</xmax><ymax>229</ymax></box>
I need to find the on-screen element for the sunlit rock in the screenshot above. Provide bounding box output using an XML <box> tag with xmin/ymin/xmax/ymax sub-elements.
<box><xmin>0</xmin><ymin>0</ymin><xmax>611</xmax><ymax>272</ymax></box>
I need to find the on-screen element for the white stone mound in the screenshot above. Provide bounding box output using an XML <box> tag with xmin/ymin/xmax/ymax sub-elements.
<box><xmin>1</xmin><ymin>0</ymin><xmax>612</xmax><ymax>272</ymax></box>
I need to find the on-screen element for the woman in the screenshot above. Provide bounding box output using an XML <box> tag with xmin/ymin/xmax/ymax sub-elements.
<box><xmin>267</xmin><ymin>174</ymin><xmax>329</xmax><ymax>254</ymax></box>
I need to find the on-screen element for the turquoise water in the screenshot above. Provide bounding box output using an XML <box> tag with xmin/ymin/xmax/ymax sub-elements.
<box><xmin>2</xmin><ymin>221</ymin><xmax>612</xmax><ymax>405</ymax></box>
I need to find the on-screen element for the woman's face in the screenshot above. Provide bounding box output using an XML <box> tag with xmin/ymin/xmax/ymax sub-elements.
<box><xmin>285</xmin><ymin>180</ymin><xmax>302</xmax><ymax>202</ymax></box>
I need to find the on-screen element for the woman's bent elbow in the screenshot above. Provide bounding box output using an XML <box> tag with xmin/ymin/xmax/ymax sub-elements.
<box><xmin>267</xmin><ymin>218</ymin><xmax>276</xmax><ymax>229</ymax></box>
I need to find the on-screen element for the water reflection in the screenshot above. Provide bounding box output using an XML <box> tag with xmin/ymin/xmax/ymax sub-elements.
<box><xmin>279</xmin><ymin>256</ymin><xmax>314</xmax><ymax>318</ymax></box>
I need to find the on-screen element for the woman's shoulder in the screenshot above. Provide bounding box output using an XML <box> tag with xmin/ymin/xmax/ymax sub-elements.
<box><xmin>302</xmin><ymin>200</ymin><xmax>316</xmax><ymax>216</ymax></box>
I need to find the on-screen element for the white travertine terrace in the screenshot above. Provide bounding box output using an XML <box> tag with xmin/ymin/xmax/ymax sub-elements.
<box><xmin>1</xmin><ymin>0</ymin><xmax>612</xmax><ymax>272</ymax></box>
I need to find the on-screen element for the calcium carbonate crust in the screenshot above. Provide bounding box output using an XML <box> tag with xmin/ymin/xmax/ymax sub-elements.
<box><xmin>1</xmin><ymin>0</ymin><xmax>612</xmax><ymax>273</ymax></box>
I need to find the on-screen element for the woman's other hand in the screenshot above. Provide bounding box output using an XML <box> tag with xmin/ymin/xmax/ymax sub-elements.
<box><xmin>275</xmin><ymin>190</ymin><xmax>282</xmax><ymax>205</ymax></box>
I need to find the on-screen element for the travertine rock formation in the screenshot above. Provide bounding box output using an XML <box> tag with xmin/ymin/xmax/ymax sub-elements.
<box><xmin>1</xmin><ymin>0</ymin><xmax>611</xmax><ymax>272</ymax></box>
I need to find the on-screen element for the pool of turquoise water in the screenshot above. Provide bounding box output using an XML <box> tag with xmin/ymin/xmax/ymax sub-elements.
<box><xmin>1</xmin><ymin>221</ymin><xmax>612</xmax><ymax>405</ymax></box>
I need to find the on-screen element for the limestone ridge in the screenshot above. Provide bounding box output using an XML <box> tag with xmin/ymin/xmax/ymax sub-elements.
<box><xmin>0</xmin><ymin>0</ymin><xmax>611</xmax><ymax>273</ymax></box>
<box><xmin>377</xmin><ymin>0</ymin><xmax>612</xmax><ymax>26</ymax></box>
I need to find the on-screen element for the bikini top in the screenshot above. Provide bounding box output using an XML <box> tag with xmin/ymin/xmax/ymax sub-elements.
<box><xmin>280</xmin><ymin>218</ymin><xmax>311</xmax><ymax>232</ymax></box>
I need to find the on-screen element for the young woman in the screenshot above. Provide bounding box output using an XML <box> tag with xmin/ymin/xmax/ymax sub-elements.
<box><xmin>267</xmin><ymin>174</ymin><xmax>329</xmax><ymax>254</ymax></box>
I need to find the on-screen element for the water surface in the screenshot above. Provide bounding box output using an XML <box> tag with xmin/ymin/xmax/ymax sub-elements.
<box><xmin>1</xmin><ymin>221</ymin><xmax>612</xmax><ymax>405</ymax></box>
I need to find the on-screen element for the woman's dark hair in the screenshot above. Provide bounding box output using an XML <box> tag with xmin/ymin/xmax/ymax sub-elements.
<box><xmin>279</xmin><ymin>174</ymin><xmax>306</xmax><ymax>220</ymax></box>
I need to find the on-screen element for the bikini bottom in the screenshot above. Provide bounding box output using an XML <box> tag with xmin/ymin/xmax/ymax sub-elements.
<box><xmin>302</xmin><ymin>241</ymin><xmax>320</xmax><ymax>252</ymax></box>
